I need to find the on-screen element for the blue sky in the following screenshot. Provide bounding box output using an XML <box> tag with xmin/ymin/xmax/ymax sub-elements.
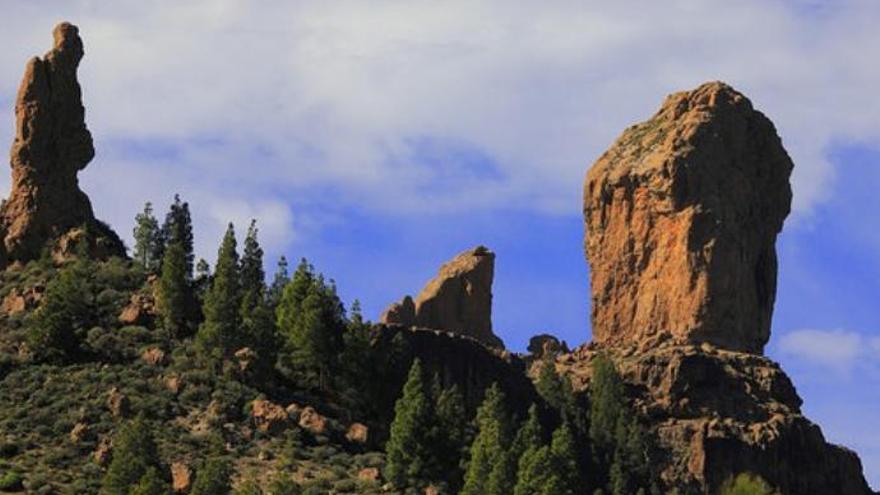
<box><xmin>1</xmin><ymin>0</ymin><xmax>879</xmax><ymax>487</ymax></box>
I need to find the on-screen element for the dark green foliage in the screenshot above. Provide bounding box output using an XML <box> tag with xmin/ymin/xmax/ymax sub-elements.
<box><xmin>237</xmin><ymin>221</ymin><xmax>277</xmax><ymax>370</ymax></box>
<box><xmin>99</xmin><ymin>416</ymin><xmax>160</xmax><ymax>495</ymax></box>
<box><xmin>194</xmin><ymin>258</ymin><xmax>211</xmax><ymax>299</ymax></box>
<box><xmin>160</xmin><ymin>195</ymin><xmax>195</xmax><ymax>278</ymax></box>
<box><xmin>461</xmin><ymin>384</ymin><xmax>513</xmax><ymax>495</ymax></box>
<box><xmin>266</xmin><ymin>256</ymin><xmax>289</xmax><ymax>310</ymax></box>
<box><xmin>719</xmin><ymin>473</ymin><xmax>778</xmax><ymax>495</ymax></box>
<box><xmin>133</xmin><ymin>202</ymin><xmax>162</xmax><ymax>272</ymax></box>
<box><xmin>0</xmin><ymin>471</ymin><xmax>23</xmax><ymax>491</ymax></box>
<box><xmin>514</xmin><ymin>444</ymin><xmax>554</xmax><ymax>495</ymax></box>
<box><xmin>130</xmin><ymin>467</ymin><xmax>171</xmax><ymax>495</ymax></box>
<box><xmin>276</xmin><ymin>259</ymin><xmax>345</xmax><ymax>389</ymax></box>
<box><xmin>511</xmin><ymin>404</ymin><xmax>543</xmax><ymax>465</ymax></box>
<box><xmin>590</xmin><ymin>354</ymin><xmax>626</xmax><ymax>452</ymax></box>
<box><xmin>27</xmin><ymin>258</ymin><xmax>93</xmax><ymax>362</ymax></box>
<box><xmin>536</xmin><ymin>357</ymin><xmax>588</xmax><ymax>435</ymax></box>
<box><xmin>431</xmin><ymin>381</ymin><xmax>468</xmax><ymax>489</ymax></box>
<box><xmin>384</xmin><ymin>359</ymin><xmax>433</xmax><ymax>489</ymax></box>
<box><xmin>159</xmin><ymin>242</ymin><xmax>192</xmax><ymax>339</ymax></box>
<box><xmin>196</xmin><ymin>224</ymin><xmax>242</xmax><ymax>362</ymax></box>
<box><xmin>190</xmin><ymin>457</ymin><xmax>231</xmax><ymax>495</ymax></box>
<box><xmin>550</xmin><ymin>422</ymin><xmax>581</xmax><ymax>494</ymax></box>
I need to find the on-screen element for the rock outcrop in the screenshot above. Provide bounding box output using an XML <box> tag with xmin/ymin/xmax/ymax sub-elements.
<box><xmin>571</xmin><ymin>81</ymin><xmax>873</xmax><ymax>494</ymax></box>
<box><xmin>584</xmin><ymin>82</ymin><xmax>792</xmax><ymax>354</ymax></box>
<box><xmin>1</xmin><ymin>22</ymin><xmax>123</xmax><ymax>267</ymax></box>
<box><xmin>559</xmin><ymin>341</ymin><xmax>873</xmax><ymax>495</ymax></box>
<box><xmin>380</xmin><ymin>246</ymin><xmax>503</xmax><ymax>348</ymax></box>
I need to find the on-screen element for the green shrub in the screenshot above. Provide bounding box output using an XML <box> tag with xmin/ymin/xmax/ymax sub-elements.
<box><xmin>719</xmin><ymin>473</ymin><xmax>778</xmax><ymax>495</ymax></box>
<box><xmin>0</xmin><ymin>471</ymin><xmax>23</xmax><ymax>491</ymax></box>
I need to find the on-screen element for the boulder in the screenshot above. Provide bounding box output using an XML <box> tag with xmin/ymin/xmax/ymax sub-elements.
<box><xmin>106</xmin><ymin>387</ymin><xmax>129</xmax><ymax>418</ymax></box>
<box><xmin>119</xmin><ymin>292</ymin><xmax>156</xmax><ymax>326</ymax></box>
<box><xmin>345</xmin><ymin>422</ymin><xmax>369</xmax><ymax>444</ymax></box>
<box><xmin>527</xmin><ymin>334</ymin><xmax>568</xmax><ymax>359</ymax></box>
<box><xmin>171</xmin><ymin>462</ymin><xmax>193</xmax><ymax>493</ymax></box>
<box><xmin>141</xmin><ymin>347</ymin><xmax>166</xmax><ymax>366</ymax></box>
<box><xmin>584</xmin><ymin>82</ymin><xmax>792</xmax><ymax>354</ymax></box>
<box><xmin>357</xmin><ymin>467</ymin><xmax>380</xmax><ymax>482</ymax></box>
<box><xmin>251</xmin><ymin>399</ymin><xmax>289</xmax><ymax>435</ymax></box>
<box><xmin>69</xmin><ymin>422</ymin><xmax>89</xmax><ymax>443</ymax></box>
<box><xmin>93</xmin><ymin>436</ymin><xmax>112</xmax><ymax>466</ymax></box>
<box><xmin>0</xmin><ymin>285</ymin><xmax>44</xmax><ymax>315</ymax></box>
<box><xmin>298</xmin><ymin>406</ymin><xmax>328</xmax><ymax>435</ymax></box>
<box><xmin>0</xmin><ymin>22</ymin><xmax>123</xmax><ymax>267</ymax></box>
<box><xmin>380</xmin><ymin>246</ymin><xmax>504</xmax><ymax>348</ymax></box>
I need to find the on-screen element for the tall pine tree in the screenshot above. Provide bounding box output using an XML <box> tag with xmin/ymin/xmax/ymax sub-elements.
<box><xmin>196</xmin><ymin>224</ymin><xmax>241</xmax><ymax>362</ymax></box>
<box><xmin>132</xmin><ymin>202</ymin><xmax>162</xmax><ymax>272</ymax></box>
<box><xmin>266</xmin><ymin>256</ymin><xmax>289</xmax><ymax>310</ymax></box>
<box><xmin>276</xmin><ymin>259</ymin><xmax>345</xmax><ymax>389</ymax></box>
<box><xmin>158</xmin><ymin>241</ymin><xmax>191</xmax><ymax>339</ymax></box>
<box><xmin>461</xmin><ymin>384</ymin><xmax>514</xmax><ymax>495</ymax></box>
<box><xmin>384</xmin><ymin>359</ymin><xmax>434</xmax><ymax>489</ymax></box>
<box><xmin>129</xmin><ymin>467</ymin><xmax>171</xmax><ymax>495</ymax></box>
<box><xmin>160</xmin><ymin>194</ymin><xmax>194</xmax><ymax>277</ymax></box>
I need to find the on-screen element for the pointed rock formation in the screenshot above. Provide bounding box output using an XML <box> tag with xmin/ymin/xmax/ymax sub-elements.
<box><xmin>1</xmin><ymin>22</ymin><xmax>123</xmax><ymax>266</ymax></box>
<box><xmin>584</xmin><ymin>81</ymin><xmax>793</xmax><ymax>354</ymax></box>
<box><xmin>380</xmin><ymin>246</ymin><xmax>503</xmax><ymax>348</ymax></box>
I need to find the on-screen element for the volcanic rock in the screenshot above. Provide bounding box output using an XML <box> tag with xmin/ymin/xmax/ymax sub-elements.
<box><xmin>345</xmin><ymin>422</ymin><xmax>369</xmax><ymax>444</ymax></box>
<box><xmin>584</xmin><ymin>82</ymin><xmax>792</xmax><ymax>354</ymax></box>
<box><xmin>380</xmin><ymin>246</ymin><xmax>503</xmax><ymax>348</ymax></box>
<box><xmin>1</xmin><ymin>22</ymin><xmax>123</xmax><ymax>267</ymax></box>
<box><xmin>171</xmin><ymin>462</ymin><xmax>193</xmax><ymax>493</ymax></box>
<box><xmin>251</xmin><ymin>399</ymin><xmax>289</xmax><ymax>435</ymax></box>
<box><xmin>560</xmin><ymin>342</ymin><xmax>872</xmax><ymax>494</ymax></box>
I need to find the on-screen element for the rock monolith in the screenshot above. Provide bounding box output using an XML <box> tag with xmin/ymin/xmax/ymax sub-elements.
<box><xmin>1</xmin><ymin>22</ymin><xmax>123</xmax><ymax>267</ymax></box>
<box><xmin>584</xmin><ymin>81</ymin><xmax>793</xmax><ymax>354</ymax></box>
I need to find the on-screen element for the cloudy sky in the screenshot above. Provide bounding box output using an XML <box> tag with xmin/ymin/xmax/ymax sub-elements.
<box><xmin>2</xmin><ymin>0</ymin><xmax>879</xmax><ymax>487</ymax></box>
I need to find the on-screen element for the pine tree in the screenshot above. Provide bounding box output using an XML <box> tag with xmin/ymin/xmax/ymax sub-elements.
<box><xmin>432</xmin><ymin>382</ymin><xmax>468</xmax><ymax>487</ymax></box>
<box><xmin>27</xmin><ymin>257</ymin><xmax>93</xmax><ymax>362</ymax></box>
<box><xmin>590</xmin><ymin>354</ymin><xmax>626</xmax><ymax>451</ymax></box>
<box><xmin>276</xmin><ymin>259</ymin><xmax>345</xmax><ymax>389</ymax></box>
<box><xmin>266</xmin><ymin>256</ymin><xmax>289</xmax><ymax>310</ymax></box>
<box><xmin>514</xmin><ymin>445</ymin><xmax>556</xmax><ymax>495</ymax></box>
<box><xmin>158</xmin><ymin>242</ymin><xmax>191</xmax><ymax>339</ymax></box>
<box><xmin>196</xmin><ymin>224</ymin><xmax>242</xmax><ymax>362</ymax></box>
<box><xmin>239</xmin><ymin>219</ymin><xmax>265</xmax><ymax>317</ymax></box>
<box><xmin>461</xmin><ymin>384</ymin><xmax>513</xmax><ymax>495</ymax></box>
<box><xmin>512</xmin><ymin>405</ymin><xmax>547</xmax><ymax>495</ymax></box>
<box><xmin>238</xmin><ymin>220</ymin><xmax>276</xmax><ymax>366</ymax></box>
<box><xmin>133</xmin><ymin>202</ymin><xmax>162</xmax><ymax>272</ymax></box>
<box><xmin>194</xmin><ymin>258</ymin><xmax>211</xmax><ymax>300</ymax></box>
<box><xmin>99</xmin><ymin>416</ymin><xmax>160</xmax><ymax>495</ymax></box>
<box><xmin>130</xmin><ymin>467</ymin><xmax>171</xmax><ymax>495</ymax></box>
<box><xmin>190</xmin><ymin>457</ymin><xmax>231</xmax><ymax>495</ymax></box>
<box><xmin>385</xmin><ymin>359</ymin><xmax>434</xmax><ymax>488</ymax></box>
<box><xmin>511</xmin><ymin>404</ymin><xmax>543</xmax><ymax>461</ymax></box>
<box><xmin>550</xmin><ymin>422</ymin><xmax>581</xmax><ymax>494</ymax></box>
<box><xmin>160</xmin><ymin>194</ymin><xmax>195</xmax><ymax>277</ymax></box>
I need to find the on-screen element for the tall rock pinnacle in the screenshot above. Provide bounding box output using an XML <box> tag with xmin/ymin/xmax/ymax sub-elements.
<box><xmin>381</xmin><ymin>246</ymin><xmax>504</xmax><ymax>348</ymax></box>
<box><xmin>584</xmin><ymin>82</ymin><xmax>793</xmax><ymax>354</ymax></box>
<box><xmin>1</xmin><ymin>22</ymin><xmax>124</xmax><ymax>265</ymax></box>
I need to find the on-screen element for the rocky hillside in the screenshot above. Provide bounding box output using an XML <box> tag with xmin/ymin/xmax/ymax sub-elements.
<box><xmin>0</xmin><ymin>22</ymin><xmax>874</xmax><ymax>495</ymax></box>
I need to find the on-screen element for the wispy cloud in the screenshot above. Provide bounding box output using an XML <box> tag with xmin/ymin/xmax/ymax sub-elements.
<box><xmin>778</xmin><ymin>328</ymin><xmax>880</xmax><ymax>372</ymax></box>
<box><xmin>1</xmin><ymin>1</ymin><xmax>880</xmax><ymax>258</ymax></box>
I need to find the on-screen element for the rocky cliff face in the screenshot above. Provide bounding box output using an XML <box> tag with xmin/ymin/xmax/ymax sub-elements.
<box><xmin>584</xmin><ymin>82</ymin><xmax>792</xmax><ymax>354</ymax></box>
<box><xmin>1</xmin><ymin>22</ymin><xmax>123</xmax><ymax>266</ymax></box>
<box><xmin>560</xmin><ymin>340</ymin><xmax>872</xmax><ymax>494</ymax></box>
<box><xmin>381</xmin><ymin>246</ymin><xmax>504</xmax><ymax>348</ymax></box>
<box><xmin>572</xmin><ymin>82</ymin><xmax>873</xmax><ymax>494</ymax></box>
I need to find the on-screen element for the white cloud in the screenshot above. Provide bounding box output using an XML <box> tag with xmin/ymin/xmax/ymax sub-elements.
<box><xmin>778</xmin><ymin>328</ymin><xmax>879</xmax><ymax>372</ymax></box>
<box><xmin>0</xmin><ymin>1</ymin><xmax>879</xmax><ymax>256</ymax></box>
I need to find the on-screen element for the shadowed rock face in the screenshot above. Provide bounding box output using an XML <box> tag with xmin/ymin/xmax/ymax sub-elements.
<box><xmin>584</xmin><ymin>82</ymin><xmax>793</xmax><ymax>354</ymax></box>
<box><xmin>380</xmin><ymin>246</ymin><xmax>504</xmax><ymax>348</ymax></box>
<box><xmin>1</xmin><ymin>22</ymin><xmax>123</xmax><ymax>266</ymax></box>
